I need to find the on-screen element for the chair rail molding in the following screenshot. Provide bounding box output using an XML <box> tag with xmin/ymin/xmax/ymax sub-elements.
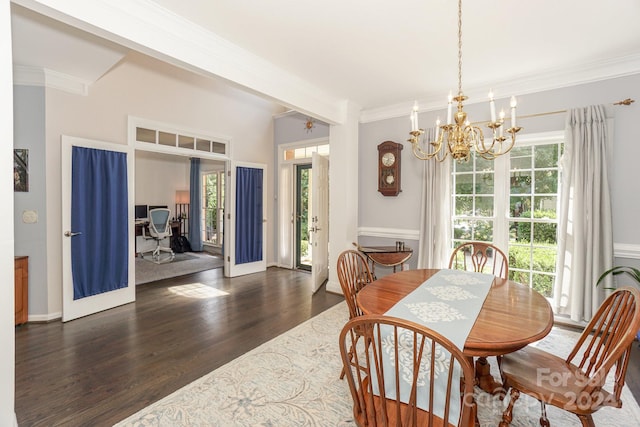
<box><xmin>614</xmin><ymin>243</ymin><xmax>640</xmax><ymax>260</ymax></box>
<box><xmin>358</xmin><ymin>226</ymin><xmax>419</xmax><ymax>241</ymax></box>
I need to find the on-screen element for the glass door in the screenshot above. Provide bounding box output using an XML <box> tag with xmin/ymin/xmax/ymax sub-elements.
<box><xmin>202</xmin><ymin>170</ymin><xmax>225</xmax><ymax>248</ymax></box>
<box><xmin>296</xmin><ymin>164</ymin><xmax>312</xmax><ymax>271</ymax></box>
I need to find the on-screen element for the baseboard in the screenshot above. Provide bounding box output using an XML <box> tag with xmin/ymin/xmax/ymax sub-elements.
<box><xmin>27</xmin><ymin>312</ymin><xmax>62</xmax><ymax>323</ymax></box>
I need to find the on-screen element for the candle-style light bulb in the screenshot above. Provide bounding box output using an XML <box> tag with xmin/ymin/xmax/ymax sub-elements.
<box><xmin>447</xmin><ymin>91</ymin><xmax>453</xmax><ymax>125</ymax></box>
<box><xmin>489</xmin><ymin>89</ymin><xmax>496</xmax><ymax>123</ymax></box>
<box><xmin>510</xmin><ymin>96</ymin><xmax>517</xmax><ymax>128</ymax></box>
<box><xmin>435</xmin><ymin>117</ymin><xmax>441</xmax><ymax>140</ymax></box>
<box><xmin>413</xmin><ymin>101</ymin><xmax>419</xmax><ymax>131</ymax></box>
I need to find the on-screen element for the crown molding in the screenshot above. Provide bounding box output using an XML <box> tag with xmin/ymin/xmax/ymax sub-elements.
<box><xmin>13</xmin><ymin>65</ymin><xmax>89</xmax><ymax>95</ymax></box>
<box><xmin>360</xmin><ymin>53</ymin><xmax>640</xmax><ymax>124</ymax></box>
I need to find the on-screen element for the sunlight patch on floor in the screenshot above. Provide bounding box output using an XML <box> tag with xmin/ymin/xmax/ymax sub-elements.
<box><xmin>168</xmin><ymin>283</ymin><xmax>229</xmax><ymax>299</ymax></box>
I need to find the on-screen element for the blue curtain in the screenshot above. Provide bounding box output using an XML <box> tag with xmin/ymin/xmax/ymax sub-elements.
<box><xmin>71</xmin><ymin>147</ymin><xmax>128</xmax><ymax>300</ymax></box>
<box><xmin>188</xmin><ymin>158</ymin><xmax>203</xmax><ymax>251</ymax></box>
<box><xmin>235</xmin><ymin>166</ymin><xmax>263</xmax><ymax>264</ymax></box>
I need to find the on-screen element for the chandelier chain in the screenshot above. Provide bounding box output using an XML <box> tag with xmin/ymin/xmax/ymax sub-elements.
<box><xmin>457</xmin><ymin>0</ymin><xmax>463</xmax><ymax>97</ymax></box>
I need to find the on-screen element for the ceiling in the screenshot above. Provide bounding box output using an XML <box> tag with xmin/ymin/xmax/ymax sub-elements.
<box><xmin>10</xmin><ymin>0</ymin><xmax>640</xmax><ymax>117</ymax></box>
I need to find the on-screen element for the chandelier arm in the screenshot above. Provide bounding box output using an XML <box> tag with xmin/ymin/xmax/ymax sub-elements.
<box><xmin>409</xmin><ymin>132</ymin><xmax>445</xmax><ymax>161</ymax></box>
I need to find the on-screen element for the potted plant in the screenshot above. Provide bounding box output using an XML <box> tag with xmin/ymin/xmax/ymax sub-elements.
<box><xmin>596</xmin><ymin>266</ymin><xmax>640</xmax><ymax>341</ymax></box>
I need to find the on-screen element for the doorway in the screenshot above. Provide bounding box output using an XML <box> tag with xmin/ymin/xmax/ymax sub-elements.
<box><xmin>295</xmin><ymin>164</ymin><xmax>311</xmax><ymax>271</ymax></box>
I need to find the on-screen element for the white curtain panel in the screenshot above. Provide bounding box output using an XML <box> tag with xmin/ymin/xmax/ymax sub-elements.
<box><xmin>417</xmin><ymin>127</ymin><xmax>452</xmax><ymax>269</ymax></box>
<box><xmin>554</xmin><ymin>104</ymin><xmax>613</xmax><ymax>322</ymax></box>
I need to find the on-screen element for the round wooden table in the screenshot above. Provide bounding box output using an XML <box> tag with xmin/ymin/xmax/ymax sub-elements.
<box><xmin>356</xmin><ymin>269</ymin><xmax>554</xmax><ymax>394</ymax></box>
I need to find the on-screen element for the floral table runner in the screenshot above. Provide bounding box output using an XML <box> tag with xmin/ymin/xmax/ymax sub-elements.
<box><xmin>373</xmin><ymin>269</ymin><xmax>494</xmax><ymax>423</ymax></box>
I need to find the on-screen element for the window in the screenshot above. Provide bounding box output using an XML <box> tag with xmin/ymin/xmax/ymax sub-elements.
<box><xmin>451</xmin><ymin>133</ymin><xmax>563</xmax><ymax>297</ymax></box>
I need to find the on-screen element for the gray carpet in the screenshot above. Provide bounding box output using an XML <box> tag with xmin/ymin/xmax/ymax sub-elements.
<box><xmin>135</xmin><ymin>251</ymin><xmax>224</xmax><ymax>285</ymax></box>
<box><xmin>115</xmin><ymin>302</ymin><xmax>640</xmax><ymax>426</ymax></box>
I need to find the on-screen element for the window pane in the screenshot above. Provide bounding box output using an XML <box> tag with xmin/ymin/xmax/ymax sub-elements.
<box><xmin>534</xmin><ymin>145</ymin><xmax>560</xmax><ymax>168</ymax></box>
<box><xmin>534</xmin><ymin>170</ymin><xmax>558</xmax><ymax>193</ymax></box>
<box><xmin>317</xmin><ymin>144</ymin><xmax>330</xmax><ymax>155</ymax></box>
<box><xmin>476</xmin><ymin>172</ymin><xmax>494</xmax><ymax>194</ymax></box>
<box><xmin>454</xmin><ymin>174</ymin><xmax>474</xmax><ymax>194</ymax></box>
<box><xmin>510</xmin><ymin>220</ymin><xmax>531</xmax><ymax>243</ymax></box>
<box><xmin>455</xmin><ymin>196</ymin><xmax>474</xmax><ymax>215</ymax></box>
<box><xmin>532</xmin><ymin>272</ymin><xmax>554</xmax><ymax>297</ymax></box>
<box><xmin>532</xmin><ymin>222</ymin><xmax>557</xmax><ymax>244</ymax></box>
<box><xmin>158</xmin><ymin>131</ymin><xmax>176</xmax><ymax>146</ymax></box>
<box><xmin>510</xmin><ymin>146</ymin><xmax>532</xmax><ymax>169</ymax></box>
<box><xmin>196</xmin><ymin>138</ymin><xmax>211</xmax><ymax>152</ymax></box>
<box><xmin>284</xmin><ymin>149</ymin><xmax>295</xmax><ymax>160</ymax></box>
<box><xmin>136</xmin><ymin>127</ymin><xmax>156</xmax><ymax>143</ymax></box>
<box><xmin>455</xmin><ymin>159</ymin><xmax>473</xmax><ymax>173</ymax></box>
<box><xmin>510</xmin><ymin>195</ymin><xmax>532</xmax><ymax>218</ymax></box>
<box><xmin>472</xmin><ymin>220</ymin><xmax>493</xmax><ymax>241</ymax></box>
<box><xmin>476</xmin><ymin>157</ymin><xmax>494</xmax><ymax>172</ymax></box>
<box><xmin>534</xmin><ymin>196</ymin><xmax>557</xmax><ymax>215</ymax></box>
<box><xmin>212</xmin><ymin>142</ymin><xmax>226</xmax><ymax>154</ymax></box>
<box><xmin>532</xmin><ymin>246</ymin><xmax>557</xmax><ymax>273</ymax></box>
<box><xmin>510</xmin><ymin>171</ymin><xmax>532</xmax><ymax>194</ymax></box>
<box><xmin>178</xmin><ymin>135</ymin><xmax>195</xmax><ymax>149</ymax></box>
<box><xmin>453</xmin><ymin>220</ymin><xmax>472</xmax><ymax>240</ymax></box>
<box><xmin>476</xmin><ymin>196</ymin><xmax>494</xmax><ymax>216</ymax></box>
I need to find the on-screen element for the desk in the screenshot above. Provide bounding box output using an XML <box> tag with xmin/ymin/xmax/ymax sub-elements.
<box><xmin>135</xmin><ymin>221</ymin><xmax>181</xmax><ymax>255</ymax></box>
<box><xmin>356</xmin><ymin>269</ymin><xmax>553</xmax><ymax>393</ymax></box>
<box><xmin>356</xmin><ymin>245</ymin><xmax>413</xmax><ymax>277</ymax></box>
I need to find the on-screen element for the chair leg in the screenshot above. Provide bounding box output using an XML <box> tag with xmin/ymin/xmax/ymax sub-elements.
<box><xmin>577</xmin><ymin>414</ymin><xmax>595</xmax><ymax>427</ymax></box>
<box><xmin>539</xmin><ymin>401</ymin><xmax>550</xmax><ymax>427</ymax></box>
<box><xmin>498</xmin><ymin>388</ymin><xmax>520</xmax><ymax>427</ymax></box>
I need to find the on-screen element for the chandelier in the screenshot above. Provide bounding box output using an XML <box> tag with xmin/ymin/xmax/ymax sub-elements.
<box><xmin>409</xmin><ymin>0</ymin><xmax>522</xmax><ymax>162</ymax></box>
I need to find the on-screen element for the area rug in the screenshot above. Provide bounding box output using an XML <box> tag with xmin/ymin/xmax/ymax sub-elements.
<box><xmin>135</xmin><ymin>252</ymin><xmax>224</xmax><ymax>285</ymax></box>
<box><xmin>115</xmin><ymin>302</ymin><xmax>640</xmax><ymax>426</ymax></box>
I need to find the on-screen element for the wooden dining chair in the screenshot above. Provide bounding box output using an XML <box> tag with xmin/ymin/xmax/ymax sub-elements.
<box><xmin>337</xmin><ymin>249</ymin><xmax>375</xmax><ymax>379</ymax></box>
<box><xmin>448</xmin><ymin>241</ymin><xmax>508</xmax><ymax>279</ymax></box>
<box><xmin>499</xmin><ymin>286</ymin><xmax>640</xmax><ymax>427</ymax></box>
<box><xmin>339</xmin><ymin>314</ymin><xmax>476</xmax><ymax>427</ymax></box>
<box><xmin>448</xmin><ymin>241</ymin><xmax>508</xmax><ymax>394</ymax></box>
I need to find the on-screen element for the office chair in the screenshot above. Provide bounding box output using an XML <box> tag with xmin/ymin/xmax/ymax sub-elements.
<box><xmin>141</xmin><ymin>208</ymin><xmax>175</xmax><ymax>264</ymax></box>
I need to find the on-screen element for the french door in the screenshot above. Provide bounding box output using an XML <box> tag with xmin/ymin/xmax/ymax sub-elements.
<box><xmin>61</xmin><ymin>136</ymin><xmax>135</xmax><ymax>322</ymax></box>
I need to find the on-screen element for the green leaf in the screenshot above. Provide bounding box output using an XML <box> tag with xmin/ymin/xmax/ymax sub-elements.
<box><xmin>596</xmin><ymin>266</ymin><xmax>640</xmax><ymax>288</ymax></box>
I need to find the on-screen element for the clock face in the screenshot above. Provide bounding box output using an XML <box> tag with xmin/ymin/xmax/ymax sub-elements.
<box><xmin>382</xmin><ymin>152</ymin><xmax>396</xmax><ymax>167</ymax></box>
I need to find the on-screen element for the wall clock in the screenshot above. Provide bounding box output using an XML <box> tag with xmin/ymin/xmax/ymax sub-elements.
<box><xmin>377</xmin><ymin>140</ymin><xmax>403</xmax><ymax>196</ymax></box>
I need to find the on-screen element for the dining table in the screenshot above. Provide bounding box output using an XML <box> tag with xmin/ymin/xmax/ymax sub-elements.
<box><xmin>356</xmin><ymin>268</ymin><xmax>554</xmax><ymax>395</ymax></box>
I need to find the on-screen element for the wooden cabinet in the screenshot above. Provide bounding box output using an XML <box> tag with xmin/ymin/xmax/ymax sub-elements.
<box><xmin>15</xmin><ymin>256</ymin><xmax>28</xmax><ymax>325</ymax></box>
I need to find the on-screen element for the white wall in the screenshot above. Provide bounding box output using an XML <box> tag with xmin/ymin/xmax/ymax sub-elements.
<box><xmin>135</xmin><ymin>151</ymin><xmax>190</xmax><ymax>210</ymax></box>
<box><xmin>36</xmin><ymin>51</ymin><xmax>283</xmax><ymax>317</ymax></box>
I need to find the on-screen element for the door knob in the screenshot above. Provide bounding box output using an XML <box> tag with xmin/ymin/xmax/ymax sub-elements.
<box><xmin>64</xmin><ymin>231</ymin><xmax>82</xmax><ymax>237</ymax></box>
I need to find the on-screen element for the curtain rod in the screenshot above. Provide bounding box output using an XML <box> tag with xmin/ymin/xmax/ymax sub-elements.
<box><xmin>517</xmin><ymin>98</ymin><xmax>635</xmax><ymax>121</ymax></box>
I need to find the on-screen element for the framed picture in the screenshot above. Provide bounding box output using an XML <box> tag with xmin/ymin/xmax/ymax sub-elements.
<box><xmin>14</xmin><ymin>148</ymin><xmax>29</xmax><ymax>192</ymax></box>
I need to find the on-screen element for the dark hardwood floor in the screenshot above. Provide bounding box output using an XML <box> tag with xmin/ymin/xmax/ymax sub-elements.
<box><xmin>15</xmin><ymin>267</ymin><xmax>640</xmax><ymax>426</ymax></box>
<box><xmin>15</xmin><ymin>267</ymin><xmax>344</xmax><ymax>426</ymax></box>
